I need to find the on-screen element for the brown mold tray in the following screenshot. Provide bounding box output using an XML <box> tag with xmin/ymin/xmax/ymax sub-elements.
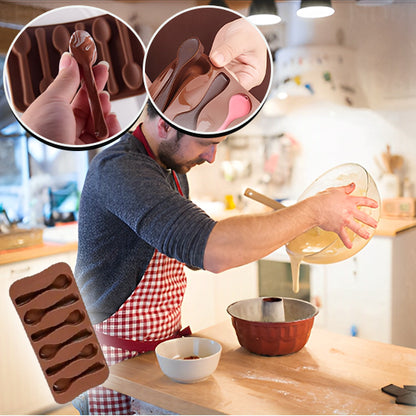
<box><xmin>7</xmin><ymin>14</ymin><xmax>145</xmax><ymax>113</ymax></box>
<box><xmin>149</xmin><ymin>37</ymin><xmax>260</xmax><ymax>134</ymax></box>
<box><xmin>9</xmin><ymin>262</ymin><xmax>109</xmax><ymax>404</ymax></box>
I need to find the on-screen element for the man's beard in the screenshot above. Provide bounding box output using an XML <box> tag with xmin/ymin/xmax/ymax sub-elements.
<box><xmin>158</xmin><ymin>136</ymin><xmax>205</xmax><ymax>174</ymax></box>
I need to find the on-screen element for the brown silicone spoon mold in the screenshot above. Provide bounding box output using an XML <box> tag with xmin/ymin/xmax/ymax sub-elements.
<box><xmin>149</xmin><ymin>37</ymin><xmax>260</xmax><ymax>134</ymax></box>
<box><xmin>9</xmin><ymin>262</ymin><xmax>109</xmax><ymax>404</ymax></box>
<box><xmin>7</xmin><ymin>14</ymin><xmax>145</xmax><ymax>113</ymax></box>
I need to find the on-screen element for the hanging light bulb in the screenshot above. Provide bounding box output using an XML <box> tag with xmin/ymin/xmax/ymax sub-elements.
<box><xmin>209</xmin><ymin>0</ymin><xmax>229</xmax><ymax>7</ymax></box>
<box><xmin>247</xmin><ymin>0</ymin><xmax>281</xmax><ymax>26</ymax></box>
<box><xmin>297</xmin><ymin>0</ymin><xmax>335</xmax><ymax>18</ymax></box>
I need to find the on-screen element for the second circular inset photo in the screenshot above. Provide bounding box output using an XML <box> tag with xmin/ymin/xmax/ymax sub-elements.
<box><xmin>3</xmin><ymin>5</ymin><xmax>147</xmax><ymax>150</ymax></box>
<box><xmin>144</xmin><ymin>6</ymin><xmax>273</xmax><ymax>137</ymax></box>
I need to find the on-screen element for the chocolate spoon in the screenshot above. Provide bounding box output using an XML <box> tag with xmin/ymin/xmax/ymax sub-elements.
<box><xmin>24</xmin><ymin>294</ymin><xmax>78</xmax><ymax>325</ymax></box>
<box><xmin>174</xmin><ymin>72</ymin><xmax>229</xmax><ymax>131</ymax></box>
<box><xmin>39</xmin><ymin>328</ymin><xmax>92</xmax><ymax>360</ymax></box>
<box><xmin>154</xmin><ymin>38</ymin><xmax>204</xmax><ymax>112</ymax></box>
<box><xmin>46</xmin><ymin>343</ymin><xmax>98</xmax><ymax>376</ymax></box>
<box><xmin>52</xmin><ymin>25</ymin><xmax>70</xmax><ymax>55</ymax></box>
<box><xmin>53</xmin><ymin>362</ymin><xmax>105</xmax><ymax>393</ymax></box>
<box><xmin>31</xmin><ymin>310</ymin><xmax>84</xmax><ymax>342</ymax></box>
<box><xmin>92</xmin><ymin>17</ymin><xmax>119</xmax><ymax>95</ymax></box>
<box><xmin>35</xmin><ymin>28</ymin><xmax>54</xmax><ymax>93</ymax></box>
<box><xmin>218</xmin><ymin>94</ymin><xmax>252</xmax><ymax>131</ymax></box>
<box><xmin>116</xmin><ymin>20</ymin><xmax>142</xmax><ymax>90</ymax></box>
<box><xmin>12</xmin><ymin>30</ymin><xmax>35</xmax><ymax>107</ymax></box>
<box><xmin>69</xmin><ymin>30</ymin><xmax>108</xmax><ymax>139</ymax></box>
<box><xmin>15</xmin><ymin>274</ymin><xmax>71</xmax><ymax>306</ymax></box>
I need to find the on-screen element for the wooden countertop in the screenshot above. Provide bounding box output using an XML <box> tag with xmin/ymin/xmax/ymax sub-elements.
<box><xmin>376</xmin><ymin>217</ymin><xmax>416</xmax><ymax>236</ymax></box>
<box><xmin>0</xmin><ymin>241</ymin><xmax>77</xmax><ymax>266</ymax></box>
<box><xmin>104</xmin><ymin>320</ymin><xmax>416</xmax><ymax>415</ymax></box>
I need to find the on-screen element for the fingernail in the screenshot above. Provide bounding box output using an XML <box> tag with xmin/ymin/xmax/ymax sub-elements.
<box><xmin>97</xmin><ymin>60</ymin><xmax>110</xmax><ymax>70</ymax></box>
<box><xmin>59</xmin><ymin>52</ymin><xmax>72</xmax><ymax>72</ymax></box>
<box><xmin>211</xmin><ymin>52</ymin><xmax>225</xmax><ymax>67</ymax></box>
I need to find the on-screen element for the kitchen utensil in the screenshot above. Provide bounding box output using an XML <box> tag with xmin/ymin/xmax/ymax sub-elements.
<box><xmin>31</xmin><ymin>310</ymin><xmax>84</xmax><ymax>341</ymax></box>
<box><xmin>174</xmin><ymin>73</ymin><xmax>229</xmax><ymax>130</ymax></box>
<box><xmin>24</xmin><ymin>294</ymin><xmax>79</xmax><ymax>325</ymax></box>
<box><xmin>244</xmin><ymin>188</ymin><xmax>286</xmax><ymax>210</ymax></box>
<box><xmin>227</xmin><ymin>297</ymin><xmax>318</xmax><ymax>356</ymax></box>
<box><xmin>116</xmin><ymin>19</ymin><xmax>142</xmax><ymax>90</ymax></box>
<box><xmin>262</xmin><ymin>297</ymin><xmax>285</xmax><ymax>322</ymax></box>
<box><xmin>245</xmin><ymin>163</ymin><xmax>380</xmax><ymax>264</ymax></box>
<box><xmin>53</xmin><ymin>362</ymin><xmax>106</xmax><ymax>393</ymax></box>
<box><xmin>46</xmin><ymin>343</ymin><xmax>98</xmax><ymax>376</ymax></box>
<box><xmin>155</xmin><ymin>337</ymin><xmax>222</xmax><ymax>383</ymax></box>
<box><xmin>39</xmin><ymin>328</ymin><xmax>92</xmax><ymax>359</ymax></box>
<box><xmin>287</xmin><ymin>163</ymin><xmax>380</xmax><ymax>264</ymax></box>
<box><xmin>92</xmin><ymin>17</ymin><xmax>119</xmax><ymax>95</ymax></box>
<box><xmin>15</xmin><ymin>273</ymin><xmax>71</xmax><ymax>306</ymax></box>
<box><xmin>9</xmin><ymin>262</ymin><xmax>109</xmax><ymax>404</ymax></box>
<box><xmin>381</xmin><ymin>384</ymin><xmax>416</xmax><ymax>406</ymax></box>
<box><xmin>52</xmin><ymin>25</ymin><xmax>71</xmax><ymax>55</ymax></box>
<box><xmin>12</xmin><ymin>31</ymin><xmax>35</xmax><ymax>106</ymax></box>
<box><xmin>69</xmin><ymin>30</ymin><xmax>108</xmax><ymax>139</ymax></box>
<box><xmin>218</xmin><ymin>94</ymin><xmax>252</xmax><ymax>131</ymax></box>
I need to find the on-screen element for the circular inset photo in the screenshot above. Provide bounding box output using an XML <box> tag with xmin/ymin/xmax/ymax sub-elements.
<box><xmin>144</xmin><ymin>6</ymin><xmax>273</xmax><ymax>137</ymax></box>
<box><xmin>3</xmin><ymin>5</ymin><xmax>146</xmax><ymax>150</ymax></box>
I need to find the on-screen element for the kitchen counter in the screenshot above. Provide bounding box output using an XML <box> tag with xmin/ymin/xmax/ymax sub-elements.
<box><xmin>103</xmin><ymin>320</ymin><xmax>416</xmax><ymax>415</ymax></box>
<box><xmin>376</xmin><ymin>217</ymin><xmax>416</xmax><ymax>236</ymax></box>
<box><xmin>0</xmin><ymin>223</ymin><xmax>78</xmax><ymax>266</ymax></box>
<box><xmin>0</xmin><ymin>241</ymin><xmax>77</xmax><ymax>266</ymax></box>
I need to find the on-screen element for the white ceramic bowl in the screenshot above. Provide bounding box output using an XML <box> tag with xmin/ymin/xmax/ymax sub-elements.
<box><xmin>155</xmin><ymin>337</ymin><xmax>222</xmax><ymax>383</ymax></box>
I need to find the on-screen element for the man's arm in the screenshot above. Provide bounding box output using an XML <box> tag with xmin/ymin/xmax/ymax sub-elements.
<box><xmin>204</xmin><ymin>184</ymin><xmax>378</xmax><ymax>273</ymax></box>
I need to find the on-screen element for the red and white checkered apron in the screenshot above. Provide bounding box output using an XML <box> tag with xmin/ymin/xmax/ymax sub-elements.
<box><xmin>88</xmin><ymin>250</ymin><xmax>186</xmax><ymax>414</ymax></box>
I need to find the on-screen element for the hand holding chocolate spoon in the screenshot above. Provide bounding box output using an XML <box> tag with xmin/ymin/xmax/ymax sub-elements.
<box><xmin>69</xmin><ymin>30</ymin><xmax>108</xmax><ymax>140</ymax></box>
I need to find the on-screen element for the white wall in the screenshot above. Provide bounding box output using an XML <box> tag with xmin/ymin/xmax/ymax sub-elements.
<box><xmin>188</xmin><ymin>1</ymin><xmax>416</xmax><ymax>204</ymax></box>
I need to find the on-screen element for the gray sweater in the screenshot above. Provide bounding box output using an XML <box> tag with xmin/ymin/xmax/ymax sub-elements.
<box><xmin>75</xmin><ymin>132</ymin><xmax>216</xmax><ymax>324</ymax></box>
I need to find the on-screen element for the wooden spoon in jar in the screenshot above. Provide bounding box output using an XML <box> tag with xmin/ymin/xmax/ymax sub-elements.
<box><xmin>69</xmin><ymin>30</ymin><xmax>108</xmax><ymax>140</ymax></box>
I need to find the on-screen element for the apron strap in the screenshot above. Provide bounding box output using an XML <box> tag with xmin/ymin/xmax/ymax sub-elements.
<box><xmin>95</xmin><ymin>326</ymin><xmax>192</xmax><ymax>353</ymax></box>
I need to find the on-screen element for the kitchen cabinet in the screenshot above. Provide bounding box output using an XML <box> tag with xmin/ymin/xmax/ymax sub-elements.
<box><xmin>0</xmin><ymin>250</ymin><xmax>77</xmax><ymax>415</ymax></box>
<box><xmin>312</xmin><ymin>227</ymin><xmax>416</xmax><ymax>347</ymax></box>
<box><xmin>182</xmin><ymin>262</ymin><xmax>258</xmax><ymax>333</ymax></box>
<box><xmin>263</xmin><ymin>221</ymin><xmax>416</xmax><ymax>348</ymax></box>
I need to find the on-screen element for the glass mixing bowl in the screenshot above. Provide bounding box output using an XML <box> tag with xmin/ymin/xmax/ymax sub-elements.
<box><xmin>286</xmin><ymin>163</ymin><xmax>380</xmax><ymax>264</ymax></box>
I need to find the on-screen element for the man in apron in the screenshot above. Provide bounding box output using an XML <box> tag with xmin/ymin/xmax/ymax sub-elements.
<box><xmin>74</xmin><ymin>101</ymin><xmax>378</xmax><ymax>414</ymax></box>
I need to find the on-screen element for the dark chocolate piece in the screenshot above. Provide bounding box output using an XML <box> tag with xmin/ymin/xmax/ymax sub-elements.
<box><xmin>7</xmin><ymin>14</ymin><xmax>145</xmax><ymax>113</ymax></box>
<box><xmin>152</xmin><ymin>37</ymin><xmax>205</xmax><ymax>112</ymax></box>
<box><xmin>69</xmin><ymin>30</ymin><xmax>108</xmax><ymax>140</ymax></box>
<box><xmin>9</xmin><ymin>262</ymin><xmax>109</xmax><ymax>404</ymax></box>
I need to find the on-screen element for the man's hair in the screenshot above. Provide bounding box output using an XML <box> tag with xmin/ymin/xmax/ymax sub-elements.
<box><xmin>146</xmin><ymin>100</ymin><xmax>159</xmax><ymax>119</ymax></box>
<box><xmin>146</xmin><ymin>101</ymin><xmax>184</xmax><ymax>140</ymax></box>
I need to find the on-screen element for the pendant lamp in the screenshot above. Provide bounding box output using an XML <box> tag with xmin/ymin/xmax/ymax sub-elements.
<box><xmin>297</xmin><ymin>0</ymin><xmax>335</xmax><ymax>18</ymax></box>
<box><xmin>209</xmin><ymin>0</ymin><xmax>229</xmax><ymax>7</ymax></box>
<box><xmin>248</xmin><ymin>0</ymin><xmax>281</xmax><ymax>26</ymax></box>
